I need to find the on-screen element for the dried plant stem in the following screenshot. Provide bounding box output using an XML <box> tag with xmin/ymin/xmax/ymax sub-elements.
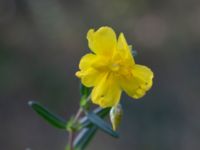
<box><xmin>75</xmin><ymin>108</ymin><xmax>83</xmax><ymax>121</ymax></box>
<box><xmin>68</xmin><ymin>131</ymin><xmax>74</xmax><ymax>150</ymax></box>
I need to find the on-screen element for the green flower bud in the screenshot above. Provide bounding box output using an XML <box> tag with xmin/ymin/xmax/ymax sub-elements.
<box><xmin>109</xmin><ymin>104</ymin><xmax>123</xmax><ymax>131</ymax></box>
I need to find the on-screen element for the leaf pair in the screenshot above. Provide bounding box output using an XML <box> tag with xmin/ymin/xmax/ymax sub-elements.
<box><xmin>74</xmin><ymin>107</ymin><xmax>118</xmax><ymax>150</ymax></box>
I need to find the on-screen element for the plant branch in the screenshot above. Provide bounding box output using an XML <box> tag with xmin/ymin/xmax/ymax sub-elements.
<box><xmin>68</xmin><ymin>131</ymin><xmax>74</xmax><ymax>150</ymax></box>
<box><xmin>67</xmin><ymin>94</ymin><xmax>91</xmax><ymax>150</ymax></box>
<box><xmin>67</xmin><ymin>108</ymin><xmax>84</xmax><ymax>150</ymax></box>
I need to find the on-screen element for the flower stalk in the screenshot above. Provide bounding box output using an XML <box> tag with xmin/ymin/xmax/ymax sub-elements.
<box><xmin>67</xmin><ymin>107</ymin><xmax>84</xmax><ymax>150</ymax></box>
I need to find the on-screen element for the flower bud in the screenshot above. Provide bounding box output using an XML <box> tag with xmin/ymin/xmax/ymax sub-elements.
<box><xmin>109</xmin><ymin>103</ymin><xmax>123</xmax><ymax>131</ymax></box>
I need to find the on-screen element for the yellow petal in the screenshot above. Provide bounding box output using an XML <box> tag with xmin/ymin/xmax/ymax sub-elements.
<box><xmin>119</xmin><ymin>64</ymin><xmax>153</xmax><ymax>99</ymax></box>
<box><xmin>79</xmin><ymin>53</ymin><xmax>97</xmax><ymax>70</ymax></box>
<box><xmin>76</xmin><ymin>68</ymin><xmax>105</xmax><ymax>87</ymax></box>
<box><xmin>133</xmin><ymin>64</ymin><xmax>153</xmax><ymax>90</ymax></box>
<box><xmin>117</xmin><ymin>33</ymin><xmax>135</xmax><ymax>65</ymax></box>
<box><xmin>78</xmin><ymin>53</ymin><xmax>109</xmax><ymax>72</ymax></box>
<box><xmin>87</xmin><ymin>27</ymin><xmax>117</xmax><ymax>55</ymax></box>
<box><xmin>91</xmin><ymin>73</ymin><xmax>122</xmax><ymax>108</ymax></box>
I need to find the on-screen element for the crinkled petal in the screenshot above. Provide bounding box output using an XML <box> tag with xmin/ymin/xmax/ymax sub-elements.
<box><xmin>117</xmin><ymin>33</ymin><xmax>135</xmax><ymax>65</ymax></box>
<box><xmin>78</xmin><ymin>53</ymin><xmax>109</xmax><ymax>72</ymax></box>
<box><xmin>91</xmin><ymin>73</ymin><xmax>122</xmax><ymax>108</ymax></box>
<box><xmin>87</xmin><ymin>27</ymin><xmax>117</xmax><ymax>55</ymax></box>
<box><xmin>119</xmin><ymin>64</ymin><xmax>153</xmax><ymax>99</ymax></box>
<box><xmin>76</xmin><ymin>68</ymin><xmax>105</xmax><ymax>87</ymax></box>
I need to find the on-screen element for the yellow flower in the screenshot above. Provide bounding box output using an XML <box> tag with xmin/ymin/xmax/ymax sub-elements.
<box><xmin>76</xmin><ymin>26</ymin><xmax>154</xmax><ymax>108</ymax></box>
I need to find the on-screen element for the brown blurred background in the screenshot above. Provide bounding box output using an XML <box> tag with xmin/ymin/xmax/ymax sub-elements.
<box><xmin>0</xmin><ymin>0</ymin><xmax>200</xmax><ymax>150</ymax></box>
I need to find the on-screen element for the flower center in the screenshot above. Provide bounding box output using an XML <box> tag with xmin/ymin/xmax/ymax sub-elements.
<box><xmin>109</xmin><ymin>63</ymin><xmax>120</xmax><ymax>72</ymax></box>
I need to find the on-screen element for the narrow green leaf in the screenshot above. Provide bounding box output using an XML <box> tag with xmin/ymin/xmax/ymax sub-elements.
<box><xmin>87</xmin><ymin>112</ymin><xmax>119</xmax><ymax>138</ymax></box>
<box><xmin>80</xmin><ymin>84</ymin><xmax>91</xmax><ymax>110</ymax></box>
<box><xmin>73</xmin><ymin>107</ymin><xmax>111</xmax><ymax>150</ymax></box>
<box><xmin>74</xmin><ymin>126</ymin><xmax>98</xmax><ymax>150</ymax></box>
<box><xmin>28</xmin><ymin>101</ymin><xmax>67</xmax><ymax>129</ymax></box>
<box><xmin>80</xmin><ymin>83</ymin><xmax>90</xmax><ymax>97</ymax></box>
<box><xmin>94</xmin><ymin>107</ymin><xmax>111</xmax><ymax>117</ymax></box>
<box><xmin>80</xmin><ymin>107</ymin><xmax>110</xmax><ymax>128</ymax></box>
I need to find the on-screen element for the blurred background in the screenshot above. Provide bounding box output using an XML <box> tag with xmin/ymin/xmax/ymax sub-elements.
<box><xmin>0</xmin><ymin>0</ymin><xmax>200</xmax><ymax>150</ymax></box>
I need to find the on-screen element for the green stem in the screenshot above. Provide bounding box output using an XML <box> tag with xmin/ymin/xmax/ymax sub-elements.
<box><xmin>68</xmin><ymin>108</ymin><xmax>84</xmax><ymax>150</ymax></box>
<box><xmin>68</xmin><ymin>94</ymin><xmax>91</xmax><ymax>150</ymax></box>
